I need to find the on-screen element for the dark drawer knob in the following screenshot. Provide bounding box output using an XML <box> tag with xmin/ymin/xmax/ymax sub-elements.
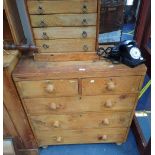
<box><xmin>42</xmin><ymin>32</ymin><xmax>49</xmax><ymax>39</ymax></box>
<box><xmin>82</xmin><ymin>31</ymin><xmax>87</xmax><ymax>38</ymax></box>
<box><xmin>37</xmin><ymin>6</ymin><xmax>44</xmax><ymax>14</ymax></box>
<box><xmin>39</xmin><ymin>20</ymin><xmax>47</xmax><ymax>27</ymax></box>
<box><xmin>83</xmin><ymin>45</ymin><xmax>88</xmax><ymax>51</ymax></box>
<box><xmin>82</xmin><ymin>4</ymin><xmax>88</xmax><ymax>13</ymax></box>
<box><xmin>42</xmin><ymin>44</ymin><xmax>49</xmax><ymax>49</ymax></box>
<box><xmin>82</xmin><ymin>19</ymin><xmax>88</xmax><ymax>25</ymax></box>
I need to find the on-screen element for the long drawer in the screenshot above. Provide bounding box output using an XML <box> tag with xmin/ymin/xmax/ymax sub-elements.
<box><xmin>36</xmin><ymin>39</ymin><xmax>96</xmax><ymax>53</ymax></box>
<box><xmin>16</xmin><ymin>80</ymin><xmax>78</xmax><ymax>98</ymax></box>
<box><xmin>30</xmin><ymin>14</ymin><xmax>97</xmax><ymax>27</ymax></box>
<box><xmin>33</xmin><ymin>27</ymin><xmax>96</xmax><ymax>39</ymax></box>
<box><xmin>35</xmin><ymin>128</ymin><xmax>127</xmax><ymax>146</ymax></box>
<box><xmin>23</xmin><ymin>94</ymin><xmax>137</xmax><ymax>114</ymax></box>
<box><xmin>27</xmin><ymin>0</ymin><xmax>98</xmax><ymax>14</ymax></box>
<box><xmin>82</xmin><ymin>76</ymin><xmax>142</xmax><ymax>95</ymax></box>
<box><xmin>30</xmin><ymin>112</ymin><xmax>131</xmax><ymax>130</ymax></box>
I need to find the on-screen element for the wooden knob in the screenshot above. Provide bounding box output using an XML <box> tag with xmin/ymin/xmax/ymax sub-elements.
<box><xmin>49</xmin><ymin>103</ymin><xmax>57</xmax><ymax>110</ymax></box>
<box><xmin>102</xmin><ymin>118</ymin><xmax>109</xmax><ymax>125</ymax></box>
<box><xmin>53</xmin><ymin>121</ymin><xmax>60</xmax><ymax>128</ymax></box>
<box><xmin>105</xmin><ymin>100</ymin><xmax>113</xmax><ymax>108</ymax></box>
<box><xmin>56</xmin><ymin>136</ymin><xmax>62</xmax><ymax>142</ymax></box>
<box><xmin>98</xmin><ymin>135</ymin><xmax>107</xmax><ymax>141</ymax></box>
<box><xmin>45</xmin><ymin>84</ymin><xmax>54</xmax><ymax>93</ymax></box>
<box><xmin>107</xmin><ymin>81</ymin><xmax>115</xmax><ymax>91</ymax></box>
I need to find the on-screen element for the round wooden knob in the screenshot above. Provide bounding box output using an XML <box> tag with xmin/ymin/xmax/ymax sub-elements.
<box><xmin>107</xmin><ymin>81</ymin><xmax>115</xmax><ymax>91</ymax></box>
<box><xmin>56</xmin><ymin>136</ymin><xmax>62</xmax><ymax>142</ymax></box>
<box><xmin>105</xmin><ymin>100</ymin><xmax>113</xmax><ymax>108</ymax></box>
<box><xmin>49</xmin><ymin>103</ymin><xmax>57</xmax><ymax>110</ymax></box>
<box><xmin>98</xmin><ymin>135</ymin><xmax>107</xmax><ymax>141</ymax></box>
<box><xmin>102</xmin><ymin>118</ymin><xmax>109</xmax><ymax>125</ymax></box>
<box><xmin>45</xmin><ymin>84</ymin><xmax>54</xmax><ymax>93</ymax></box>
<box><xmin>53</xmin><ymin>121</ymin><xmax>60</xmax><ymax>128</ymax></box>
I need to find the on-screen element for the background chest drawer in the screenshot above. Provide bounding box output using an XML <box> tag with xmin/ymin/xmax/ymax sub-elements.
<box><xmin>27</xmin><ymin>0</ymin><xmax>98</xmax><ymax>14</ymax></box>
<box><xmin>35</xmin><ymin>128</ymin><xmax>127</xmax><ymax>146</ymax></box>
<box><xmin>30</xmin><ymin>14</ymin><xmax>97</xmax><ymax>27</ymax></box>
<box><xmin>82</xmin><ymin>76</ymin><xmax>142</xmax><ymax>95</ymax></box>
<box><xmin>33</xmin><ymin>27</ymin><xmax>96</xmax><ymax>39</ymax></box>
<box><xmin>16</xmin><ymin>80</ymin><xmax>78</xmax><ymax>98</ymax></box>
<box><xmin>36</xmin><ymin>39</ymin><xmax>96</xmax><ymax>53</ymax></box>
<box><xmin>23</xmin><ymin>94</ymin><xmax>137</xmax><ymax>115</ymax></box>
<box><xmin>30</xmin><ymin>112</ymin><xmax>131</xmax><ymax>130</ymax></box>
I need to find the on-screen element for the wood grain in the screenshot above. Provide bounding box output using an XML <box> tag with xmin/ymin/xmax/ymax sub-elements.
<box><xmin>30</xmin><ymin>14</ymin><xmax>97</xmax><ymax>27</ymax></box>
<box><xmin>27</xmin><ymin>0</ymin><xmax>97</xmax><ymax>14</ymax></box>
<box><xmin>33</xmin><ymin>27</ymin><xmax>96</xmax><ymax>39</ymax></box>
<box><xmin>23</xmin><ymin>94</ymin><xmax>137</xmax><ymax>115</ymax></box>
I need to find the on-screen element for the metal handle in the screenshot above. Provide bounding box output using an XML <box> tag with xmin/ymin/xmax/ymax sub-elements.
<box><xmin>42</xmin><ymin>32</ymin><xmax>49</xmax><ymax>39</ymax></box>
<box><xmin>82</xmin><ymin>31</ymin><xmax>87</xmax><ymax>38</ymax></box>
<box><xmin>82</xmin><ymin>4</ymin><xmax>88</xmax><ymax>13</ymax></box>
<box><xmin>82</xmin><ymin>19</ymin><xmax>88</xmax><ymax>25</ymax></box>
<box><xmin>42</xmin><ymin>44</ymin><xmax>49</xmax><ymax>49</ymax></box>
<box><xmin>39</xmin><ymin>20</ymin><xmax>47</xmax><ymax>27</ymax></box>
<box><xmin>83</xmin><ymin>45</ymin><xmax>88</xmax><ymax>51</ymax></box>
<box><xmin>37</xmin><ymin>6</ymin><xmax>44</xmax><ymax>14</ymax></box>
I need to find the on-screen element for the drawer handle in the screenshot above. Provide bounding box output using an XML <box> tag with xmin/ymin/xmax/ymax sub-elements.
<box><xmin>39</xmin><ymin>20</ymin><xmax>47</xmax><ymax>27</ymax></box>
<box><xmin>82</xmin><ymin>31</ymin><xmax>87</xmax><ymax>38</ymax></box>
<box><xmin>56</xmin><ymin>136</ymin><xmax>62</xmax><ymax>142</ymax></box>
<box><xmin>42</xmin><ymin>44</ymin><xmax>49</xmax><ymax>49</ymax></box>
<box><xmin>37</xmin><ymin>6</ymin><xmax>44</xmax><ymax>14</ymax></box>
<box><xmin>83</xmin><ymin>45</ymin><xmax>88</xmax><ymax>51</ymax></box>
<box><xmin>82</xmin><ymin>19</ymin><xmax>88</xmax><ymax>25</ymax></box>
<box><xmin>49</xmin><ymin>103</ymin><xmax>57</xmax><ymax>110</ymax></box>
<box><xmin>107</xmin><ymin>81</ymin><xmax>115</xmax><ymax>91</ymax></box>
<box><xmin>45</xmin><ymin>84</ymin><xmax>54</xmax><ymax>93</ymax></box>
<box><xmin>82</xmin><ymin>4</ymin><xmax>88</xmax><ymax>13</ymax></box>
<box><xmin>102</xmin><ymin>118</ymin><xmax>110</xmax><ymax>125</ymax></box>
<box><xmin>53</xmin><ymin>121</ymin><xmax>60</xmax><ymax>128</ymax></box>
<box><xmin>42</xmin><ymin>32</ymin><xmax>49</xmax><ymax>40</ymax></box>
<box><xmin>105</xmin><ymin>100</ymin><xmax>113</xmax><ymax>108</ymax></box>
<box><xmin>98</xmin><ymin>135</ymin><xmax>108</xmax><ymax>141</ymax></box>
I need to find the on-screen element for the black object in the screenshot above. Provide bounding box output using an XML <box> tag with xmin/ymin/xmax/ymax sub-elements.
<box><xmin>97</xmin><ymin>40</ymin><xmax>145</xmax><ymax>67</ymax></box>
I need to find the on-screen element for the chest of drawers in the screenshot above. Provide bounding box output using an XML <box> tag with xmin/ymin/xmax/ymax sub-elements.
<box><xmin>25</xmin><ymin>0</ymin><xmax>100</xmax><ymax>62</ymax></box>
<box><xmin>13</xmin><ymin>57</ymin><xmax>146</xmax><ymax>146</ymax></box>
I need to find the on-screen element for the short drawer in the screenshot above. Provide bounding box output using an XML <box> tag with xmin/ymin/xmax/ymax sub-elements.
<box><xmin>82</xmin><ymin>76</ymin><xmax>141</xmax><ymax>95</ymax></box>
<box><xmin>36</xmin><ymin>39</ymin><xmax>96</xmax><ymax>53</ymax></box>
<box><xmin>23</xmin><ymin>94</ymin><xmax>137</xmax><ymax>114</ymax></box>
<box><xmin>33</xmin><ymin>27</ymin><xmax>96</xmax><ymax>39</ymax></box>
<box><xmin>16</xmin><ymin>79</ymin><xmax>78</xmax><ymax>98</ymax></box>
<box><xmin>30</xmin><ymin>112</ymin><xmax>131</xmax><ymax>131</ymax></box>
<box><xmin>35</xmin><ymin>128</ymin><xmax>127</xmax><ymax>146</ymax></box>
<box><xmin>30</xmin><ymin>13</ymin><xmax>97</xmax><ymax>27</ymax></box>
<box><xmin>27</xmin><ymin>0</ymin><xmax>97</xmax><ymax>14</ymax></box>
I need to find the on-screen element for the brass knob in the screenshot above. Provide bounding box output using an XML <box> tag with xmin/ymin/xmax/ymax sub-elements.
<box><xmin>49</xmin><ymin>103</ymin><xmax>57</xmax><ymax>110</ymax></box>
<box><xmin>102</xmin><ymin>118</ymin><xmax>109</xmax><ymax>125</ymax></box>
<box><xmin>38</xmin><ymin>6</ymin><xmax>44</xmax><ymax>14</ymax></box>
<box><xmin>82</xmin><ymin>4</ymin><xmax>88</xmax><ymax>13</ymax></box>
<box><xmin>82</xmin><ymin>31</ymin><xmax>87</xmax><ymax>38</ymax></box>
<box><xmin>42</xmin><ymin>32</ymin><xmax>49</xmax><ymax>39</ymax></box>
<box><xmin>53</xmin><ymin>121</ymin><xmax>60</xmax><ymax>128</ymax></box>
<box><xmin>45</xmin><ymin>84</ymin><xmax>54</xmax><ymax>93</ymax></box>
<box><xmin>107</xmin><ymin>81</ymin><xmax>115</xmax><ymax>91</ymax></box>
<box><xmin>83</xmin><ymin>45</ymin><xmax>88</xmax><ymax>51</ymax></box>
<box><xmin>39</xmin><ymin>20</ymin><xmax>47</xmax><ymax>27</ymax></box>
<box><xmin>105</xmin><ymin>100</ymin><xmax>113</xmax><ymax>108</ymax></box>
<box><xmin>56</xmin><ymin>136</ymin><xmax>62</xmax><ymax>142</ymax></box>
<box><xmin>82</xmin><ymin>19</ymin><xmax>88</xmax><ymax>25</ymax></box>
<box><xmin>43</xmin><ymin>44</ymin><xmax>49</xmax><ymax>49</ymax></box>
<box><xmin>98</xmin><ymin>135</ymin><xmax>107</xmax><ymax>141</ymax></box>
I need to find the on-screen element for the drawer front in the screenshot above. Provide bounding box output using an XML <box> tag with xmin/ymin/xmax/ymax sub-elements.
<box><xmin>82</xmin><ymin>76</ymin><xmax>141</xmax><ymax>95</ymax></box>
<box><xmin>27</xmin><ymin>0</ymin><xmax>98</xmax><ymax>14</ymax></box>
<box><xmin>30</xmin><ymin>14</ymin><xmax>97</xmax><ymax>27</ymax></box>
<box><xmin>35</xmin><ymin>128</ymin><xmax>127</xmax><ymax>146</ymax></box>
<box><xmin>33</xmin><ymin>27</ymin><xmax>96</xmax><ymax>39</ymax></box>
<box><xmin>16</xmin><ymin>80</ymin><xmax>78</xmax><ymax>98</ymax></box>
<box><xmin>23</xmin><ymin>94</ymin><xmax>137</xmax><ymax>114</ymax></box>
<box><xmin>36</xmin><ymin>39</ymin><xmax>96</xmax><ymax>53</ymax></box>
<box><xmin>30</xmin><ymin>112</ymin><xmax>131</xmax><ymax>130</ymax></box>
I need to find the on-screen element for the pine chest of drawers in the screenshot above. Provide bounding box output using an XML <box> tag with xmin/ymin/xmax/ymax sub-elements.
<box><xmin>13</xmin><ymin>57</ymin><xmax>146</xmax><ymax>146</ymax></box>
<box><xmin>25</xmin><ymin>0</ymin><xmax>100</xmax><ymax>62</ymax></box>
